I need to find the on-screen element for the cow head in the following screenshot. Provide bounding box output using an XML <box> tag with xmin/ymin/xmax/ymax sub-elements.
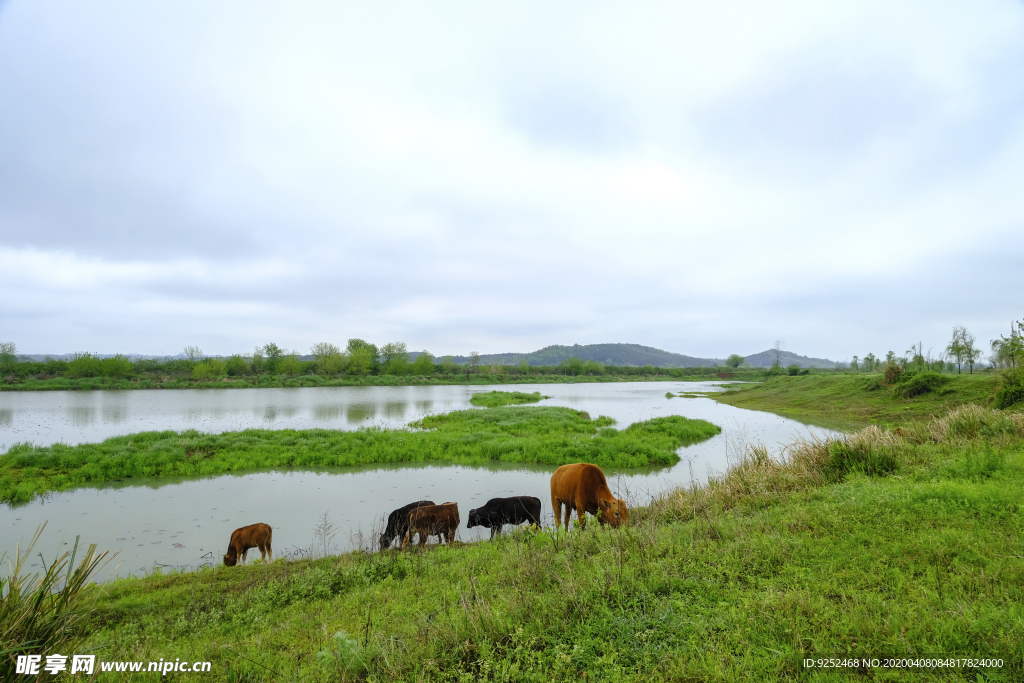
<box><xmin>223</xmin><ymin>547</ymin><xmax>238</xmax><ymax>567</ymax></box>
<box><xmin>466</xmin><ymin>509</ymin><xmax>479</xmax><ymax>529</ymax></box>
<box><xmin>599</xmin><ymin>498</ymin><xmax>628</xmax><ymax>528</ymax></box>
<box><xmin>378</xmin><ymin>533</ymin><xmax>394</xmax><ymax>551</ymax></box>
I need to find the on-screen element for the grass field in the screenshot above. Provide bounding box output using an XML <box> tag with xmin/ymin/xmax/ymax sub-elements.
<box><xmin>69</xmin><ymin>405</ymin><xmax>1023</xmax><ymax>682</ymax></box>
<box><xmin>0</xmin><ymin>408</ymin><xmax>720</xmax><ymax>504</ymax></box>
<box><xmin>713</xmin><ymin>372</ymin><xmax>1001</xmax><ymax>429</ymax></box>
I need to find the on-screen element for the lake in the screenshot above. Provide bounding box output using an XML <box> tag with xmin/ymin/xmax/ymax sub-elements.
<box><xmin>0</xmin><ymin>382</ymin><xmax>838</xmax><ymax>578</ymax></box>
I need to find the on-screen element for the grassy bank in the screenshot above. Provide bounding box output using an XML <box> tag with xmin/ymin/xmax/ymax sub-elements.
<box><xmin>0</xmin><ymin>408</ymin><xmax>720</xmax><ymax>504</ymax></box>
<box><xmin>714</xmin><ymin>372</ymin><xmax>1001</xmax><ymax>429</ymax></box>
<box><xmin>67</xmin><ymin>405</ymin><xmax>1024</xmax><ymax>681</ymax></box>
<box><xmin>0</xmin><ymin>370</ymin><xmax>766</xmax><ymax>392</ymax></box>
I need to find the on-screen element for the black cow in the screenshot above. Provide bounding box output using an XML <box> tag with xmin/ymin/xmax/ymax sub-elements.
<box><xmin>380</xmin><ymin>500</ymin><xmax>435</xmax><ymax>550</ymax></box>
<box><xmin>467</xmin><ymin>496</ymin><xmax>542</xmax><ymax>539</ymax></box>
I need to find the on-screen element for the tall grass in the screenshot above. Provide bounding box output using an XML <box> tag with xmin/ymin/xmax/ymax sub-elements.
<box><xmin>1</xmin><ymin>524</ymin><xmax>114</xmax><ymax>681</ymax></box>
<box><xmin>645</xmin><ymin>404</ymin><xmax>1024</xmax><ymax>524</ymax></box>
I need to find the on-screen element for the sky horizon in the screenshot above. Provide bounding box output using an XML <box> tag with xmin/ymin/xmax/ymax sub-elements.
<box><xmin>2</xmin><ymin>2</ymin><xmax>1021</xmax><ymax>362</ymax></box>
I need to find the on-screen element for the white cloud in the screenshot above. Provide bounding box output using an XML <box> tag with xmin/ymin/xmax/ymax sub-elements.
<box><xmin>0</xmin><ymin>0</ymin><xmax>1022</xmax><ymax>357</ymax></box>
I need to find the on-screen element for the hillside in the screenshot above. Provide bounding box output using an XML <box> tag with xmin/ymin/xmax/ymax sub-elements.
<box><xmin>445</xmin><ymin>343</ymin><xmax>839</xmax><ymax>368</ymax></box>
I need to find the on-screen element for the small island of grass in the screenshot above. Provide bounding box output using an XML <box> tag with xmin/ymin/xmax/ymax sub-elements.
<box><xmin>469</xmin><ymin>390</ymin><xmax>549</xmax><ymax>407</ymax></box>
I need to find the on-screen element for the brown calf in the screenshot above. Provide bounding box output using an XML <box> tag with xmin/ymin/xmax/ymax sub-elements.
<box><xmin>550</xmin><ymin>463</ymin><xmax>628</xmax><ymax>531</ymax></box>
<box><xmin>223</xmin><ymin>523</ymin><xmax>273</xmax><ymax>566</ymax></box>
<box><xmin>403</xmin><ymin>502</ymin><xmax>459</xmax><ymax>549</ymax></box>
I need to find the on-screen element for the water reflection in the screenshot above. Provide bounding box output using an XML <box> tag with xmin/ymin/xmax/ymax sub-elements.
<box><xmin>0</xmin><ymin>409</ymin><xmax>11</xmax><ymax>427</ymax></box>
<box><xmin>347</xmin><ymin>404</ymin><xmax>376</xmax><ymax>423</ymax></box>
<box><xmin>383</xmin><ymin>401</ymin><xmax>407</xmax><ymax>418</ymax></box>
<box><xmin>314</xmin><ymin>405</ymin><xmax>345</xmax><ymax>421</ymax></box>
<box><xmin>68</xmin><ymin>407</ymin><xmax>96</xmax><ymax>427</ymax></box>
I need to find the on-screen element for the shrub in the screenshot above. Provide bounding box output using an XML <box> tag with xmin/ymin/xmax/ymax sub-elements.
<box><xmin>883</xmin><ymin>362</ymin><xmax>903</xmax><ymax>384</ymax></box>
<box><xmin>225</xmin><ymin>355</ymin><xmax>248</xmax><ymax>377</ymax></box>
<box><xmin>892</xmin><ymin>371</ymin><xmax>950</xmax><ymax>399</ymax></box>
<box><xmin>993</xmin><ymin>367</ymin><xmax>1024</xmax><ymax>409</ymax></box>
<box><xmin>66</xmin><ymin>353</ymin><xmax>101</xmax><ymax>378</ymax></box>
<box><xmin>787</xmin><ymin>364</ymin><xmax>801</xmax><ymax>376</ymax></box>
<box><xmin>101</xmin><ymin>354</ymin><xmax>135</xmax><ymax>379</ymax></box>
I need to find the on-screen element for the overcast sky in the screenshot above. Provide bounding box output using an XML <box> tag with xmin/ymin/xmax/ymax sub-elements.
<box><xmin>1</xmin><ymin>1</ymin><xmax>1021</xmax><ymax>361</ymax></box>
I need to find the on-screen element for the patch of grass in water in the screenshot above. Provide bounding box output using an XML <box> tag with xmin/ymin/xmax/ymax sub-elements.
<box><xmin>0</xmin><ymin>407</ymin><xmax>721</xmax><ymax>503</ymax></box>
<box><xmin>469</xmin><ymin>390</ymin><xmax>549</xmax><ymax>407</ymax></box>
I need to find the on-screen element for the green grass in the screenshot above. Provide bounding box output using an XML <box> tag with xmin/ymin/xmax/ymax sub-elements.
<box><xmin>714</xmin><ymin>372</ymin><xmax>1000</xmax><ymax>429</ymax></box>
<box><xmin>76</xmin><ymin>408</ymin><xmax>1024</xmax><ymax>681</ymax></box>
<box><xmin>469</xmin><ymin>391</ymin><xmax>549</xmax><ymax>407</ymax></box>
<box><xmin>0</xmin><ymin>408</ymin><xmax>720</xmax><ymax>504</ymax></box>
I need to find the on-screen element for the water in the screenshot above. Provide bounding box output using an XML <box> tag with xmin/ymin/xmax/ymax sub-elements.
<box><xmin>0</xmin><ymin>383</ymin><xmax>837</xmax><ymax>578</ymax></box>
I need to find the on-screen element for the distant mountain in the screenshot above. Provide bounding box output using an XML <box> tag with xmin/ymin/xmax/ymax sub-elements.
<box><xmin>742</xmin><ymin>350</ymin><xmax>840</xmax><ymax>369</ymax></box>
<box><xmin>439</xmin><ymin>343</ymin><xmax>840</xmax><ymax>369</ymax></box>
<box><xmin>442</xmin><ymin>343</ymin><xmax>722</xmax><ymax>368</ymax></box>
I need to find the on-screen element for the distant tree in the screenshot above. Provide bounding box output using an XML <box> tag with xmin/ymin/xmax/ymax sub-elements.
<box><xmin>468</xmin><ymin>351</ymin><xmax>481</xmax><ymax>375</ymax></box>
<box><xmin>347</xmin><ymin>347</ymin><xmax>374</xmax><ymax>375</ymax></box>
<box><xmin>381</xmin><ymin>342</ymin><xmax>409</xmax><ymax>373</ymax></box>
<box><xmin>411</xmin><ymin>351</ymin><xmax>434</xmax><ymax>376</ymax></box>
<box><xmin>0</xmin><ymin>341</ymin><xmax>15</xmax><ymax>373</ymax></box>
<box><xmin>863</xmin><ymin>353</ymin><xmax>878</xmax><ymax>372</ymax></box>
<box><xmin>262</xmin><ymin>343</ymin><xmax>284</xmax><ymax>373</ymax></box>
<box><xmin>725</xmin><ymin>354</ymin><xmax>744</xmax><ymax>369</ymax></box>
<box><xmin>251</xmin><ymin>347</ymin><xmax>266</xmax><ymax>374</ymax></box>
<box><xmin>440</xmin><ymin>356</ymin><xmax>456</xmax><ymax>375</ymax></box>
<box><xmin>226</xmin><ymin>354</ymin><xmax>247</xmax><ymax>377</ymax></box>
<box><xmin>310</xmin><ymin>342</ymin><xmax>345</xmax><ymax>376</ymax></box>
<box><xmin>561</xmin><ymin>357</ymin><xmax>585</xmax><ymax>376</ymax></box>
<box><xmin>102</xmin><ymin>354</ymin><xmax>135</xmax><ymax>379</ymax></box>
<box><xmin>279</xmin><ymin>353</ymin><xmax>302</xmax><ymax>376</ymax></box>
<box><xmin>961</xmin><ymin>330</ymin><xmax>981</xmax><ymax>374</ymax></box>
<box><xmin>584</xmin><ymin>360</ymin><xmax>605</xmax><ymax>375</ymax></box>
<box><xmin>183</xmin><ymin>346</ymin><xmax>203</xmax><ymax>363</ymax></box>
<box><xmin>787</xmin><ymin>363</ymin><xmax>801</xmax><ymax>376</ymax></box>
<box><xmin>518</xmin><ymin>359</ymin><xmax>530</xmax><ymax>375</ymax></box>
<box><xmin>767</xmin><ymin>339</ymin><xmax>787</xmax><ymax>367</ymax></box>
<box><xmin>67</xmin><ymin>352</ymin><xmax>102</xmax><ymax>378</ymax></box>
<box><xmin>990</xmin><ymin>319</ymin><xmax>1023</xmax><ymax>369</ymax></box>
<box><xmin>945</xmin><ymin>326</ymin><xmax>968</xmax><ymax>374</ymax></box>
<box><xmin>850</xmin><ymin>356</ymin><xmax>860</xmax><ymax>372</ymax></box>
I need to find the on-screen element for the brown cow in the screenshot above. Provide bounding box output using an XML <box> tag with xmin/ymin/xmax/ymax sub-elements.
<box><xmin>403</xmin><ymin>502</ymin><xmax>459</xmax><ymax>549</ymax></box>
<box><xmin>550</xmin><ymin>463</ymin><xmax>628</xmax><ymax>531</ymax></box>
<box><xmin>223</xmin><ymin>523</ymin><xmax>273</xmax><ymax>566</ymax></box>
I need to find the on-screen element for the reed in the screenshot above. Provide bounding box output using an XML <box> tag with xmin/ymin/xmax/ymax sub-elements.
<box><xmin>1</xmin><ymin>523</ymin><xmax>114</xmax><ymax>681</ymax></box>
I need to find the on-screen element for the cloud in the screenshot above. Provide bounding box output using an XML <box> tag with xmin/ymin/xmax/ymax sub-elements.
<box><xmin>0</xmin><ymin>0</ymin><xmax>1022</xmax><ymax>359</ymax></box>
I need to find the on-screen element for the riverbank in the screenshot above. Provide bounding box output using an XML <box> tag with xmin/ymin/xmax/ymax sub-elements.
<box><xmin>713</xmin><ymin>372</ymin><xmax>1001</xmax><ymax>430</ymax></box>
<box><xmin>71</xmin><ymin>405</ymin><xmax>1024</xmax><ymax>681</ymax></box>
<box><xmin>0</xmin><ymin>407</ymin><xmax>721</xmax><ymax>504</ymax></box>
<box><xmin>0</xmin><ymin>370</ymin><xmax>765</xmax><ymax>392</ymax></box>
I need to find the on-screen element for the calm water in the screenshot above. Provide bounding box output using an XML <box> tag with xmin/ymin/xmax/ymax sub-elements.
<box><xmin>0</xmin><ymin>383</ymin><xmax>837</xmax><ymax>579</ymax></box>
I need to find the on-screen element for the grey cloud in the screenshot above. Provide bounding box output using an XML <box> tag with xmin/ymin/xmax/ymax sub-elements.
<box><xmin>504</xmin><ymin>82</ymin><xmax>634</xmax><ymax>153</ymax></box>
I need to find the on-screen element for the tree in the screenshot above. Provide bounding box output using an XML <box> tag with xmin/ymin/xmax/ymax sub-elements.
<box><xmin>262</xmin><ymin>343</ymin><xmax>284</xmax><ymax>373</ymax></box>
<box><xmin>560</xmin><ymin>357</ymin><xmax>585</xmax><ymax>376</ymax></box>
<box><xmin>279</xmin><ymin>353</ymin><xmax>302</xmax><ymax>376</ymax></box>
<box><xmin>380</xmin><ymin>342</ymin><xmax>407</xmax><ymax>368</ymax></box>
<box><xmin>850</xmin><ymin>356</ymin><xmax>860</xmax><ymax>372</ymax></box>
<box><xmin>250</xmin><ymin>347</ymin><xmax>266</xmax><ymax>374</ymax></box>
<box><xmin>411</xmin><ymin>351</ymin><xmax>434</xmax><ymax>376</ymax></box>
<box><xmin>961</xmin><ymin>330</ymin><xmax>981</xmax><ymax>374</ymax></box>
<box><xmin>347</xmin><ymin>339</ymin><xmax>380</xmax><ymax>373</ymax></box>
<box><xmin>440</xmin><ymin>356</ymin><xmax>456</xmax><ymax>375</ymax></box>
<box><xmin>310</xmin><ymin>342</ymin><xmax>345</xmax><ymax>375</ymax></box>
<box><xmin>183</xmin><ymin>346</ymin><xmax>203</xmax><ymax>363</ymax></box>
<box><xmin>467</xmin><ymin>351</ymin><xmax>481</xmax><ymax>375</ymax></box>
<box><xmin>0</xmin><ymin>341</ymin><xmax>15</xmax><ymax>373</ymax></box>
<box><xmin>990</xmin><ymin>319</ymin><xmax>1023</xmax><ymax>369</ymax></box>
<box><xmin>863</xmin><ymin>353</ymin><xmax>878</xmax><ymax>372</ymax></box>
<box><xmin>348</xmin><ymin>347</ymin><xmax>374</xmax><ymax>375</ymax></box>
<box><xmin>945</xmin><ymin>326</ymin><xmax>968</xmax><ymax>374</ymax></box>
<box><xmin>725</xmin><ymin>354</ymin><xmax>744</xmax><ymax>369</ymax></box>
<box><xmin>769</xmin><ymin>340</ymin><xmax>787</xmax><ymax>366</ymax></box>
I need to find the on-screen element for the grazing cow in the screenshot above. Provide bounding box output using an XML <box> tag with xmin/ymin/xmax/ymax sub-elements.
<box><xmin>223</xmin><ymin>523</ymin><xmax>273</xmax><ymax>566</ymax></box>
<box><xmin>403</xmin><ymin>502</ymin><xmax>460</xmax><ymax>549</ymax></box>
<box><xmin>379</xmin><ymin>500</ymin><xmax>435</xmax><ymax>550</ymax></box>
<box><xmin>467</xmin><ymin>496</ymin><xmax>542</xmax><ymax>539</ymax></box>
<box><xmin>550</xmin><ymin>463</ymin><xmax>628</xmax><ymax>531</ymax></box>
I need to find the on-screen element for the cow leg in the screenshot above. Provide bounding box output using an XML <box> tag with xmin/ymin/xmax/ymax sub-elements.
<box><xmin>575</xmin><ymin>497</ymin><xmax>587</xmax><ymax>529</ymax></box>
<box><xmin>401</xmin><ymin>530</ymin><xmax>411</xmax><ymax>550</ymax></box>
<box><xmin>240</xmin><ymin>548</ymin><xmax>248</xmax><ymax>565</ymax></box>
<box><xmin>258</xmin><ymin>543</ymin><xmax>268</xmax><ymax>562</ymax></box>
<box><xmin>267</xmin><ymin>539</ymin><xmax>272</xmax><ymax>562</ymax></box>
